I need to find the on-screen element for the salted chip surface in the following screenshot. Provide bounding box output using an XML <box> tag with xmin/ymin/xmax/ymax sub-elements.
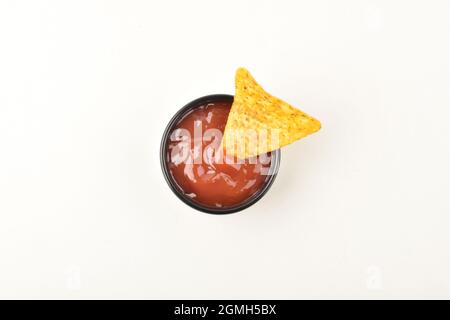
<box><xmin>222</xmin><ymin>68</ymin><xmax>321</xmax><ymax>159</ymax></box>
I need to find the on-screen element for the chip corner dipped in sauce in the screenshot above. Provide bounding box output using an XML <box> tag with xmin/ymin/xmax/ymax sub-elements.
<box><xmin>166</xmin><ymin>100</ymin><xmax>272</xmax><ymax>208</ymax></box>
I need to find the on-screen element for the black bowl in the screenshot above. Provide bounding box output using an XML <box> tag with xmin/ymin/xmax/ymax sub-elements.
<box><xmin>160</xmin><ymin>94</ymin><xmax>281</xmax><ymax>214</ymax></box>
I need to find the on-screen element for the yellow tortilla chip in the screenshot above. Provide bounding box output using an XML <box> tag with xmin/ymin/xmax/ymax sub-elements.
<box><xmin>222</xmin><ymin>68</ymin><xmax>321</xmax><ymax>159</ymax></box>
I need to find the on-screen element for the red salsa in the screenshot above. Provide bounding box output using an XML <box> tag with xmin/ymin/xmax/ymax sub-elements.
<box><xmin>166</xmin><ymin>101</ymin><xmax>272</xmax><ymax>208</ymax></box>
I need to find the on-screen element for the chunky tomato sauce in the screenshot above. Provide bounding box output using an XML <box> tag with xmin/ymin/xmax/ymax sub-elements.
<box><xmin>166</xmin><ymin>101</ymin><xmax>272</xmax><ymax>208</ymax></box>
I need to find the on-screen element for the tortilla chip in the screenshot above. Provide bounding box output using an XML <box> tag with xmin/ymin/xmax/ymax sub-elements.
<box><xmin>222</xmin><ymin>68</ymin><xmax>321</xmax><ymax>159</ymax></box>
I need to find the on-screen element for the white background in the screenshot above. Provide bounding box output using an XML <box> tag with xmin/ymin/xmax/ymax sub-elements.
<box><xmin>1</xmin><ymin>0</ymin><xmax>449</xmax><ymax>299</ymax></box>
